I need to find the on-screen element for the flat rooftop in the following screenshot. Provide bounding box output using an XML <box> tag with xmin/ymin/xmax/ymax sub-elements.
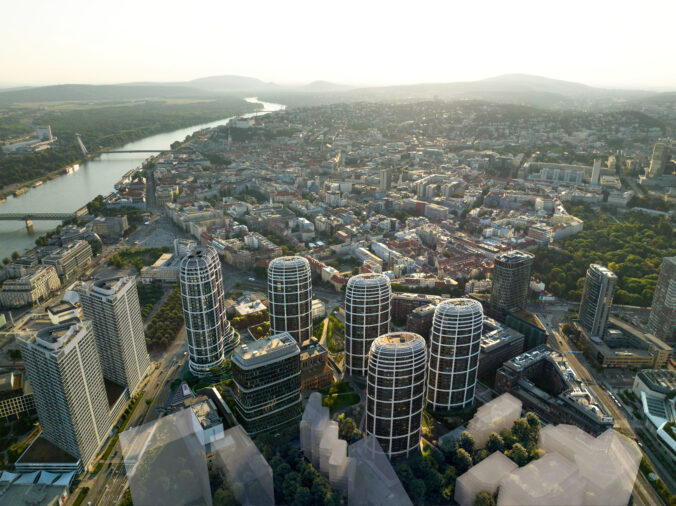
<box><xmin>18</xmin><ymin>435</ymin><xmax>77</xmax><ymax>465</ymax></box>
<box><xmin>233</xmin><ymin>333</ymin><xmax>299</xmax><ymax>366</ymax></box>
<box><xmin>104</xmin><ymin>379</ymin><xmax>126</xmax><ymax>408</ymax></box>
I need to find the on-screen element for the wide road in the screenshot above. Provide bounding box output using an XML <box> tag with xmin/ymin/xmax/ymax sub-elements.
<box><xmin>546</xmin><ymin>324</ymin><xmax>666</xmax><ymax>506</ymax></box>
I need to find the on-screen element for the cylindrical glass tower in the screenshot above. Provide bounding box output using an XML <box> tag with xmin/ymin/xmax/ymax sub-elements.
<box><xmin>344</xmin><ymin>273</ymin><xmax>391</xmax><ymax>376</ymax></box>
<box><xmin>267</xmin><ymin>256</ymin><xmax>313</xmax><ymax>344</ymax></box>
<box><xmin>426</xmin><ymin>298</ymin><xmax>483</xmax><ymax>410</ymax></box>
<box><xmin>366</xmin><ymin>332</ymin><xmax>427</xmax><ymax>459</ymax></box>
<box><xmin>179</xmin><ymin>246</ymin><xmax>237</xmax><ymax>376</ymax></box>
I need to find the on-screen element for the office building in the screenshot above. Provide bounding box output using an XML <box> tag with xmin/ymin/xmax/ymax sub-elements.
<box><xmin>41</xmin><ymin>240</ymin><xmax>92</xmax><ymax>282</ymax></box>
<box><xmin>18</xmin><ymin>321</ymin><xmax>111</xmax><ymax>471</ymax></box>
<box><xmin>490</xmin><ymin>250</ymin><xmax>534</xmax><ymax>313</ymax></box>
<box><xmin>231</xmin><ymin>332</ymin><xmax>302</xmax><ymax>435</ymax></box>
<box><xmin>180</xmin><ymin>246</ymin><xmax>237</xmax><ymax>376</ymax></box>
<box><xmin>77</xmin><ymin>277</ymin><xmax>150</xmax><ymax>395</ymax></box>
<box><xmin>648</xmin><ymin>256</ymin><xmax>676</xmax><ymax>344</ymax></box>
<box><xmin>427</xmin><ymin>299</ymin><xmax>483</xmax><ymax>411</ymax></box>
<box><xmin>344</xmin><ymin>273</ymin><xmax>391</xmax><ymax>376</ymax></box>
<box><xmin>579</xmin><ymin>264</ymin><xmax>617</xmax><ymax>339</ymax></box>
<box><xmin>366</xmin><ymin>332</ymin><xmax>427</xmax><ymax>459</ymax></box>
<box><xmin>268</xmin><ymin>256</ymin><xmax>313</xmax><ymax>344</ymax></box>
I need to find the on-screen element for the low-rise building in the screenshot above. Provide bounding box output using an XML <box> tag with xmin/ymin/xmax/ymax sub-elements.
<box><xmin>41</xmin><ymin>240</ymin><xmax>92</xmax><ymax>282</ymax></box>
<box><xmin>496</xmin><ymin>346</ymin><xmax>613</xmax><ymax>434</ymax></box>
<box><xmin>0</xmin><ymin>266</ymin><xmax>61</xmax><ymax>308</ymax></box>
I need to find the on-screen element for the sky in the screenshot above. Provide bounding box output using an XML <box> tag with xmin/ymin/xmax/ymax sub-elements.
<box><xmin>2</xmin><ymin>0</ymin><xmax>676</xmax><ymax>90</ymax></box>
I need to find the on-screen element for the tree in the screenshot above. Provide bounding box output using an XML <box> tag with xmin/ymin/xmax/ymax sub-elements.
<box><xmin>2</xmin><ymin>257</ymin><xmax>10</xmax><ymax>265</ymax></box>
<box><xmin>440</xmin><ymin>436</ymin><xmax>457</xmax><ymax>461</ymax></box>
<box><xmin>11</xmin><ymin>251</ymin><xmax>19</xmax><ymax>260</ymax></box>
<box><xmin>473</xmin><ymin>491</ymin><xmax>496</xmax><ymax>506</ymax></box>
<box><xmin>511</xmin><ymin>418</ymin><xmax>531</xmax><ymax>445</ymax></box>
<box><xmin>500</xmin><ymin>429</ymin><xmax>516</xmax><ymax>450</ymax></box>
<box><xmin>507</xmin><ymin>443</ymin><xmax>528</xmax><ymax>466</ymax></box>
<box><xmin>525</xmin><ymin>412</ymin><xmax>541</xmax><ymax>441</ymax></box>
<box><xmin>455</xmin><ymin>448</ymin><xmax>473</xmax><ymax>474</ymax></box>
<box><xmin>458</xmin><ymin>431</ymin><xmax>476</xmax><ymax>454</ymax></box>
<box><xmin>293</xmin><ymin>487</ymin><xmax>312</xmax><ymax>506</ymax></box>
<box><xmin>408</xmin><ymin>479</ymin><xmax>426</xmax><ymax>504</ymax></box>
<box><xmin>486</xmin><ymin>432</ymin><xmax>504</xmax><ymax>453</ymax></box>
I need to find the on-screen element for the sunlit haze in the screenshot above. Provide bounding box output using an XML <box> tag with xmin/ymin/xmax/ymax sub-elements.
<box><xmin>3</xmin><ymin>0</ymin><xmax>676</xmax><ymax>89</ymax></box>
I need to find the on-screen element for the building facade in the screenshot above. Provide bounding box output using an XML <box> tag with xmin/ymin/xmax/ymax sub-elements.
<box><xmin>267</xmin><ymin>256</ymin><xmax>313</xmax><ymax>344</ymax></box>
<box><xmin>427</xmin><ymin>299</ymin><xmax>483</xmax><ymax>411</ymax></box>
<box><xmin>648</xmin><ymin>256</ymin><xmax>676</xmax><ymax>345</ymax></box>
<box><xmin>344</xmin><ymin>273</ymin><xmax>391</xmax><ymax>376</ymax></box>
<box><xmin>231</xmin><ymin>333</ymin><xmax>302</xmax><ymax>435</ymax></box>
<box><xmin>579</xmin><ymin>264</ymin><xmax>617</xmax><ymax>339</ymax></box>
<box><xmin>77</xmin><ymin>277</ymin><xmax>150</xmax><ymax>395</ymax></box>
<box><xmin>366</xmin><ymin>332</ymin><xmax>427</xmax><ymax>459</ymax></box>
<box><xmin>490</xmin><ymin>250</ymin><xmax>534</xmax><ymax>313</ymax></box>
<box><xmin>18</xmin><ymin>321</ymin><xmax>112</xmax><ymax>470</ymax></box>
<box><xmin>180</xmin><ymin>246</ymin><xmax>238</xmax><ymax>376</ymax></box>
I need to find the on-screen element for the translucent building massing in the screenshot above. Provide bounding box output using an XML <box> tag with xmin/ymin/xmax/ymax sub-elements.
<box><xmin>347</xmin><ymin>436</ymin><xmax>412</xmax><ymax>506</ymax></box>
<box><xmin>267</xmin><ymin>256</ymin><xmax>313</xmax><ymax>344</ymax></box>
<box><xmin>344</xmin><ymin>273</ymin><xmax>391</xmax><ymax>376</ymax></box>
<box><xmin>466</xmin><ymin>393</ymin><xmax>522</xmax><ymax>448</ymax></box>
<box><xmin>120</xmin><ymin>409</ymin><xmax>212</xmax><ymax>506</ymax></box>
<box><xmin>179</xmin><ymin>246</ymin><xmax>237</xmax><ymax>376</ymax></box>
<box><xmin>211</xmin><ymin>425</ymin><xmax>275</xmax><ymax>506</ymax></box>
<box><xmin>426</xmin><ymin>299</ymin><xmax>483</xmax><ymax>411</ymax></box>
<box><xmin>454</xmin><ymin>451</ymin><xmax>518</xmax><ymax>506</ymax></box>
<box><xmin>366</xmin><ymin>332</ymin><xmax>427</xmax><ymax>459</ymax></box>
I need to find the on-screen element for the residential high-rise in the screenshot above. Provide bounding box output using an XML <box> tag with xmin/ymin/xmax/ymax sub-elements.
<box><xmin>365</xmin><ymin>332</ymin><xmax>427</xmax><ymax>459</ymax></box>
<box><xmin>77</xmin><ymin>277</ymin><xmax>150</xmax><ymax>395</ymax></box>
<box><xmin>344</xmin><ymin>273</ymin><xmax>391</xmax><ymax>376</ymax></box>
<box><xmin>591</xmin><ymin>159</ymin><xmax>601</xmax><ymax>185</ymax></box>
<box><xmin>379</xmin><ymin>168</ymin><xmax>392</xmax><ymax>191</ymax></box>
<box><xmin>18</xmin><ymin>321</ymin><xmax>112</xmax><ymax>471</ymax></box>
<box><xmin>179</xmin><ymin>246</ymin><xmax>237</xmax><ymax>376</ymax></box>
<box><xmin>231</xmin><ymin>332</ymin><xmax>302</xmax><ymax>435</ymax></box>
<box><xmin>427</xmin><ymin>299</ymin><xmax>483</xmax><ymax>410</ymax></box>
<box><xmin>648</xmin><ymin>256</ymin><xmax>676</xmax><ymax>344</ymax></box>
<box><xmin>579</xmin><ymin>264</ymin><xmax>617</xmax><ymax>339</ymax></box>
<box><xmin>268</xmin><ymin>256</ymin><xmax>313</xmax><ymax>344</ymax></box>
<box><xmin>490</xmin><ymin>250</ymin><xmax>534</xmax><ymax>313</ymax></box>
<box><xmin>647</xmin><ymin>143</ymin><xmax>669</xmax><ymax>178</ymax></box>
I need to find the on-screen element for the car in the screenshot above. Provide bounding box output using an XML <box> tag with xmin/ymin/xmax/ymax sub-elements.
<box><xmin>248</xmin><ymin>277</ymin><xmax>256</xmax><ymax>281</ymax></box>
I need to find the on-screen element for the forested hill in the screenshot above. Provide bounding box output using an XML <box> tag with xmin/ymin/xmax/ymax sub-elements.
<box><xmin>532</xmin><ymin>204</ymin><xmax>675</xmax><ymax>306</ymax></box>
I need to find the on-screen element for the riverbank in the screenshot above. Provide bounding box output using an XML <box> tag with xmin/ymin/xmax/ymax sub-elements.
<box><xmin>0</xmin><ymin>98</ymin><xmax>284</xmax><ymax>260</ymax></box>
<box><xmin>0</xmin><ymin>97</ymin><xmax>260</xmax><ymax>195</ymax></box>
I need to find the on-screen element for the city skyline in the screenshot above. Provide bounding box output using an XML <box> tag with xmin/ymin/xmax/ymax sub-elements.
<box><xmin>3</xmin><ymin>0</ymin><xmax>676</xmax><ymax>90</ymax></box>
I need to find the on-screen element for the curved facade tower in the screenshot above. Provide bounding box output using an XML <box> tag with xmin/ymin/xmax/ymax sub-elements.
<box><xmin>366</xmin><ymin>332</ymin><xmax>427</xmax><ymax>459</ymax></box>
<box><xmin>344</xmin><ymin>273</ymin><xmax>391</xmax><ymax>376</ymax></box>
<box><xmin>426</xmin><ymin>298</ymin><xmax>483</xmax><ymax>411</ymax></box>
<box><xmin>268</xmin><ymin>256</ymin><xmax>313</xmax><ymax>344</ymax></box>
<box><xmin>179</xmin><ymin>246</ymin><xmax>237</xmax><ymax>376</ymax></box>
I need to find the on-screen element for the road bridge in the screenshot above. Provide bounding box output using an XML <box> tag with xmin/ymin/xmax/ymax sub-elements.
<box><xmin>0</xmin><ymin>213</ymin><xmax>77</xmax><ymax>233</ymax></box>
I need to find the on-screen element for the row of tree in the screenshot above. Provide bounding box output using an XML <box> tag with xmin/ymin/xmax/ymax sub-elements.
<box><xmin>145</xmin><ymin>285</ymin><xmax>183</xmax><ymax>350</ymax></box>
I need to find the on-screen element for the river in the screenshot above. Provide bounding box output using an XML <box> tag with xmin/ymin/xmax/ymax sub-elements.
<box><xmin>0</xmin><ymin>98</ymin><xmax>284</xmax><ymax>260</ymax></box>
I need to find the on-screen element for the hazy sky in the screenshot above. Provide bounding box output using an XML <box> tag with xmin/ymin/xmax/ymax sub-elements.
<box><xmin>3</xmin><ymin>0</ymin><xmax>675</xmax><ymax>90</ymax></box>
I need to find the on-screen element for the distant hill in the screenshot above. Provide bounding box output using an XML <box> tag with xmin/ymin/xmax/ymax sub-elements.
<box><xmin>0</xmin><ymin>83</ymin><xmax>222</xmax><ymax>104</ymax></box>
<box><xmin>341</xmin><ymin>74</ymin><xmax>657</xmax><ymax>108</ymax></box>
<box><xmin>1</xmin><ymin>74</ymin><xmax>672</xmax><ymax>109</ymax></box>
<box><xmin>187</xmin><ymin>75</ymin><xmax>277</xmax><ymax>91</ymax></box>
